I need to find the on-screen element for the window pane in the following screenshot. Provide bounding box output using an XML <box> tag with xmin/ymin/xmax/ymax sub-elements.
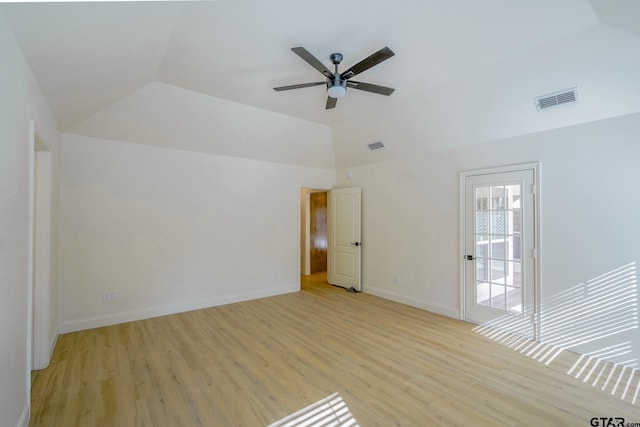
<box><xmin>476</xmin><ymin>258</ymin><xmax>488</xmax><ymax>282</ymax></box>
<box><xmin>506</xmin><ymin>236</ymin><xmax>520</xmax><ymax>261</ymax></box>
<box><xmin>490</xmin><ymin>211</ymin><xmax>506</xmax><ymax>235</ymax></box>
<box><xmin>511</xmin><ymin>234</ymin><xmax>521</xmax><ymax>260</ymax></box>
<box><xmin>477</xmin><ymin>233</ymin><xmax>489</xmax><ymax>242</ymax></box>
<box><xmin>506</xmin><ymin>184</ymin><xmax>521</xmax><ymax>209</ymax></box>
<box><xmin>491</xmin><ymin>284</ymin><xmax>506</xmax><ymax>310</ymax></box>
<box><xmin>491</xmin><ymin>239</ymin><xmax>506</xmax><ymax>260</ymax></box>
<box><xmin>476</xmin><ymin>282</ymin><xmax>490</xmax><ymax>307</ymax></box>
<box><xmin>476</xmin><ymin>242</ymin><xmax>488</xmax><ymax>258</ymax></box>
<box><xmin>491</xmin><ymin>186</ymin><xmax>506</xmax><ymax>210</ymax></box>
<box><xmin>506</xmin><ymin>287</ymin><xmax>522</xmax><ymax>313</ymax></box>
<box><xmin>476</xmin><ymin>187</ymin><xmax>489</xmax><ymax>210</ymax></box>
<box><xmin>475</xmin><ymin>211</ymin><xmax>489</xmax><ymax>234</ymax></box>
<box><xmin>491</xmin><ymin>259</ymin><xmax>505</xmax><ymax>282</ymax></box>
<box><xmin>505</xmin><ymin>261</ymin><xmax>522</xmax><ymax>287</ymax></box>
<box><xmin>512</xmin><ymin>208</ymin><xmax>521</xmax><ymax>234</ymax></box>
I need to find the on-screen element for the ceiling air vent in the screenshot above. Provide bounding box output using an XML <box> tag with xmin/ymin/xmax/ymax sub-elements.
<box><xmin>367</xmin><ymin>141</ymin><xmax>385</xmax><ymax>151</ymax></box>
<box><xmin>534</xmin><ymin>87</ymin><xmax>579</xmax><ymax>111</ymax></box>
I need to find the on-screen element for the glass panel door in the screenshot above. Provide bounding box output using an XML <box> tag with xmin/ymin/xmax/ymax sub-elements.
<box><xmin>474</xmin><ymin>184</ymin><xmax>522</xmax><ymax>313</ymax></box>
<box><xmin>463</xmin><ymin>167</ymin><xmax>536</xmax><ymax>338</ymax></box>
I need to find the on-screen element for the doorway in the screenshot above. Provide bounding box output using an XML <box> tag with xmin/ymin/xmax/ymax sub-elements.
<box><xmin>300</xmin><ymin>186</ymin><xmax>363</xmax><ymax>291</ymax></box>
<box><xmin>460</xmin><ymin>164</ymin><xmax>539</xmax><ymax>339</ymax></box>
<box><xmin>300</xmin><ymin>188</ymin><xmax>329</xmax><ymax>279</ymax></box>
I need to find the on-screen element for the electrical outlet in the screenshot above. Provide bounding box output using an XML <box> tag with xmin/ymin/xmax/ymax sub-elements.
<box><xmin>102</xmin><ymin>291</ymin><xmax>120</xmax><ymax>303</ymax></box>
<box><xmin>393</xmin><ymin>275</ymin><xmax>400</xmax><ymax>285</ymax></box>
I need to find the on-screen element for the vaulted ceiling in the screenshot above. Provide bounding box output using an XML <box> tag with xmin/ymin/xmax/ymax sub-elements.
<box><xmin>3</xmin><ymin>0</ymin><xmax>640</xmax><ymax>169</ymax></box>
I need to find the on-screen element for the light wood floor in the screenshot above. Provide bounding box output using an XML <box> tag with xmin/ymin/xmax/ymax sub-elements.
<box><xmin>30</xmin><ymin>273</ymin><xmax>639</xmax><ymax>426</ymax></box>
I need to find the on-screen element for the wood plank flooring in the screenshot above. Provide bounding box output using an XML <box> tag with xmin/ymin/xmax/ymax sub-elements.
<box><xmin>30</xmin><ymin>274</ymin><xmax>639</xmax><ymax>426</ymax></box>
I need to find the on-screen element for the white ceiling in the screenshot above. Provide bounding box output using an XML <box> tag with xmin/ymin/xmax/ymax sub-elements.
<box><xmin>3</xmin><ymin>0</ymin><xmax>640</xmax><ymax>169</ymax></box>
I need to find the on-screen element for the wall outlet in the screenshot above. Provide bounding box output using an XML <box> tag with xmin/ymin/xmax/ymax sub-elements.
<box><xmin>393</xmin><ymin>275</ymin><xmax>400</xmax><ymax>285</ymax></box>
<box><xmin>102</xmin><ymin>291</ymin><xmax>120</xmax><ymax>303</ymax></box>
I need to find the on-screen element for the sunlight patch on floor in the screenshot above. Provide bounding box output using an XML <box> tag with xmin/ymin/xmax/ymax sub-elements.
<box><xmin>267</xmin><ymin>393</ymin><xmax>359</xmax><ymax>427</ymax></box>
<box><xmin>473</xmin><ymin>262</ymin><xmax>639</xmax><ymax>406</ymax></box>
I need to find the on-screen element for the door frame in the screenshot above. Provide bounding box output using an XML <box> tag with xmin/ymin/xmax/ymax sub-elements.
<box><xmin>31</xmin><ymin>131</ymin><xmax>53</xmax><ymax>370</ymax></box>
<box><xmin>459</xmin><ymin>162</ymin><xmax>541</xmax><ymax>339</ymax></box>
<box><xmin>27</xmin><ymin>121</ymin><xmax>54</xmax><ymax>420</ymax></box>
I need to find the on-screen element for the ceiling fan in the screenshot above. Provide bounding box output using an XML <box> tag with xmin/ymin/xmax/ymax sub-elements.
<box><xmin>273</xmin><ymin>46</ymin><xmax>395</xmax><ymax>109</ymax></box>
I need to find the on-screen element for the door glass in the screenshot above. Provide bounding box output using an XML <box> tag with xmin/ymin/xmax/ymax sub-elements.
<box><xmin>474</xmin><ymin>184</ymin><xmax>523</xmax><ymax>313</ymax></box>
<box><xmin>476</xmin><ymin>282</ymin><xmax>490</xmax><ymax>307</ymax></box>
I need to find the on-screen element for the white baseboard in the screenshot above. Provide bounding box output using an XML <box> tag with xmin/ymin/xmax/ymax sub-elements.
<box><xmin>17</xmin><ymin>405</ymin><xmax>29</xmax><ymax>427</ymax></box>
<box><xmin>58</xmin><ymin>285</ymin><xmax>298</xmax><ymax>334</ymax></box>
<box><xmin>364</xmin><ymin>286</ymin><xmax>459</xmax><ymax>319</ymax></box>
<box><xmin>48</xmin><ymin>327</ymin><xmax>59</xmax><ymax>362</ymax></box>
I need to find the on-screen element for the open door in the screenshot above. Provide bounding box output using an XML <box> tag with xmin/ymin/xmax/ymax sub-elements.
<box><xmin>328</xmin><ymin>187</ymin><xmax>362</xmax><ymax>290</ymax></box>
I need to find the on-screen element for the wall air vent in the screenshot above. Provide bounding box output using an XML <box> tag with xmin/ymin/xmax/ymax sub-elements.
<box><xmin>534</xmin><ymin>87</ymin><xmax>579</xmax><ymax>111</ymax></box>
<box><xmin>367</xmin><ymin>141</ymin><xmax>385</xmax><ymax>151</ymax></box>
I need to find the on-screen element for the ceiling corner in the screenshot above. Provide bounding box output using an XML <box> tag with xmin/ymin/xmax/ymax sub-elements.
<box><xmin>589</xmin><ymin>0</ymin><xmax>640</xmax><ymax>37</ymax></box>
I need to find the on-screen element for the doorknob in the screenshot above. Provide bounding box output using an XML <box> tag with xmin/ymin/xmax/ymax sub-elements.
<box><xmin>352</xmin><ymin>242</ymin><xmax>361</xmax><ymax>247</ymax></box>
<box><xmin>465</xmin><ymin>255</ymin><xmax>475</xmax><ymax>260</ymax></box>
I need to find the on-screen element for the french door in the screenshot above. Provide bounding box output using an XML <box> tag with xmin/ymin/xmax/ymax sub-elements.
<box><xmin>462</xmin><ymin>166</ymin><xmax>538</xmax><ymax>338</ymax></box>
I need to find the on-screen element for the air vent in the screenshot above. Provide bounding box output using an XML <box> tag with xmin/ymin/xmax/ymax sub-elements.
<box><xmin>534</xmin><ymin>87</ymin><xmax>579</xmax><ymax>111</ymax></box>
<box><xmin>367</xmin><ymin>141</ymin><xmax>385</xmax><ymax>151</ymax></box>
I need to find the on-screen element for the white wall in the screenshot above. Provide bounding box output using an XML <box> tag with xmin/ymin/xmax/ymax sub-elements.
<box><xmin>0</xmin><ymin>12</ymin><xmax>60</xmax><ymax>427</ymax></box>
<box><xmin>58</xmin><ymin>134</ymin><xmax>335</xmax><ymax>332</ymax></box>
<box><xmin>337</xmin><ymin>112</ymin><xmax>640</xmax><ymax>360</ymax></box>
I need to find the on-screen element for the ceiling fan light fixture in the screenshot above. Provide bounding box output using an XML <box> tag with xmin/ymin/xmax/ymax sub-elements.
<box><xmin>327</xmin><ymin>82</ymin><xmax>347</xmax><ymax>98</ymax></box>
<box><xmin>327</xmin><ymin>86</ymin><xmax>346</xmax><ymax>98</ymax></box>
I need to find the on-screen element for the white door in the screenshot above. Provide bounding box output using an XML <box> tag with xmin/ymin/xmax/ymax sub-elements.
<box><xmin>328</xmin><ymin>187</ymin><xmax>361</xmax><ymax>290</ymax></box>
<box><xmin>463</xmin><ymin>168</ymin><xmax>537</xmax><ymax>338</ymax></box>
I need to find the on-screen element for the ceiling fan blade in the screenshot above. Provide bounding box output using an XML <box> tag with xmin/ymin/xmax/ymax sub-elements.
<box><xmin>340</xmin><ymin>46</ymin><xmax>395</xmax><ymax>79</ymax></box>
<box><xmin>273</xmin><ymin>82</ymin><xmax>325</xmax><ymax>91</ymax></box>
<box><xmin>291</xmin><ymin>47</ymin><xmax>334</xmax><ymax>78</ymax></box>
<box><xmin>326</xmin><ymin>96</ymin><xmax>337</xmax><ymax>109</ymax></box>
<box><xmin>346</xmin><ymin>81</ymin><xmax>395</xmax><ymax>96</ymax></box>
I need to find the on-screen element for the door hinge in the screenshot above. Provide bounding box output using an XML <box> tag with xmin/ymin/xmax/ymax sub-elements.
<box><xmin>530</xmin><ymin>184</ymin><xmax>536</xmax><ymax>195</ymax></box>
<box><xmin>532</xmin><ymin>248</ymin><xmax>537</xmax><ymax>259</ymax></box>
